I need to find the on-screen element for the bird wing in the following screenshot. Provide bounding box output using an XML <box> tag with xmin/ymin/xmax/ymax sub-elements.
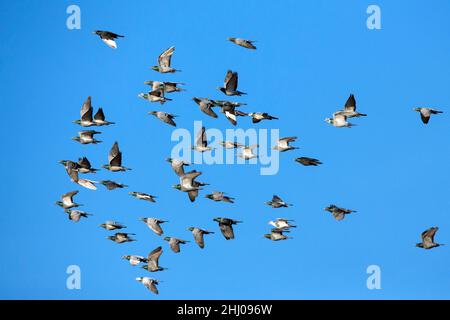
<box><xmin>223</xmin><ymin>70</ymin><xmax>233</xmax><ymax>88</ymax></box>
<box><xmin>161</xmin><ymin>113</ymin><xmax>177</xmax><ymax>127</ymax></box>
<box><xmin>422</xmin><ymin>227</ymin><xmax>438</xmax><ymax>243</ymax></box>
<box><xmin>195</xmin><ymin>127</ymin><xmax>207</xmax><ymax>148</ymax></box>
<box><xmin>344</xmin><ymin>94</ymin><xmax>356</xmax><ymax>112</ymax></box>
<box><xmin>108</xmin><ymin>142</ymin><xmax>122</xmax><ymax>166</ymax></box>
<box><xmin>102</xmin><ymin>31</ymin><xmax>123</xmax><ymax>39</ymax></box>
<box><xmin>148</xmin><ymin>246</ymin><xmax>162</xmax><ymax>268</ymax></box>
<box><xmin>77</xmin><ymin>179</ymin><xmax>97</xmax><ymax>190</ymax></box>
<box><xmin>193</xmin><ymin>230</ymin><xmax>205</xmax><ymax>248</ymax></box>
<box><xmin>420</xmin><ymin>111</ymin><xmax>430</xmax><ymax>124</ymax></box>
<box><xmin>62</xmin><ymin>190</ymin><xmax>78</xmax><ymax>205</ymax></box>
<box><xmin>170</xmin><ymin>239</ymin><xmax>180</xmax><ymax>253</ymax></box>
<box><xmin>77</xmin><ymin>157</ymin><xmax>91</xmax><ymax>169</ymax></box>
<box><xmin>188</xmin><ymin>190</ymin><xmax>198</xmax><ymax>202</ymax></box>
<box><xmin>93</xmin><ymin>108</ymin><xmax>105</xmax><ymax>121</ymax></box>
<box><xmin>149</xmin><ymin>221</ymin><xmax>164</xmax><ymax>236</ymax></box>
<box><xmin>219</xmin><ymin>223</ymin><xmax>235</xmax><ymax>240</ymax></box>
<box><xmin>226</xmin><ymin>72</ymin><xmax>238</xmax><ymax>91</ymax></box>
<box><xmin>80</xmin><ymin>97</ymin><xmax>93</xmax><ymax>121</ymax></box>
<box><xmin>158</xmin><ymin>46</ymin><xmax>175</xmax><ymax>68</ymax></box>
<box><xmin>272</xmin><ymin>195</ymin><xmax>283</xmax><ymax>202</ymax></box>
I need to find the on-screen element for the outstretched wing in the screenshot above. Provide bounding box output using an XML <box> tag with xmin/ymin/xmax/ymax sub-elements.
<box><xmin>219</xmin><ymin>223</ymin><xmax>235</xmax><ymax>240</ymax></box>
<box><xmin>344</xmin><ymin>94</ymin><xmax>356</xmax><ymax>112</ymax></box>
<box><xmin>94</xmin><ymin>108</ymin><xmax>105</xmax><ymax>121</ymax></box>
<box><xmin>109</xmin><ymin>142</ymin><xmax>122</xmax><ymax>167</ymax></box>
<box><xmin>158</xmin><ymin>46</ymin><xmax>175</xmax><ymax>68</ymax></box>
<box><xmin>81</xmin><ymin>96</ymin><xmax>93</xmax><ymax>121</ymax></box>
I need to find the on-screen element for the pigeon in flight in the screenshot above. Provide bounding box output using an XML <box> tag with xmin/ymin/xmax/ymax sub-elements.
<box><xmin>151</xmin><ymin>46</ymin><xmax>179</xmax><ymax>73</ymax></box>
<box><xmin>93</xmin><ymin>30</ymin><xmax>124</xmax><ymax>49</ymax></box>
<box><xmin>413</xmin><ymin>107</ymin><xmax>443</xmax><ymax>124</ymax></box>
<box><xmin>55</xmin><ymin>190</ymin><xmax>82</xmax><ymax>209</ymax></box>
<box><xmin>295</xmin><ymin>157</ymin><xmax>322</xmax><ymax>166</ymax></box>
<box><xmin>218</xmin><ymin>70</ymin><xmax>246</xmax><ymax>96</ymax></box>
<box><xmin>227</xmin><ymin>37</ymin><xmax>257</xmax><ymax>49</ymax></box>
<box><xmin>213</xmin><ymin>218</ymin><xmax>242</xmax><ymax>240</ymax></box>
<box><xmin>187</xmin><ymin>227</ymin><xmax>214</xmax><ymax>249</ymax></box>
<box><xmin>416</xmin><ymin>227</ymin><xmax>444</xmax><ymax>249</ymax></box>
<box><xmin>265</xmin><ymin>195</ymin><xmax>292</xmax><ymax>208</ymax></box>
<box><xmin>148</xmin><ymin>111</ymin><xmax>177</xmax><ymax>127</ymax></box>
<box><xmin>102</xmin><ymin>142</ymin><xmax>131</xmax><ymax>172</ymax></box>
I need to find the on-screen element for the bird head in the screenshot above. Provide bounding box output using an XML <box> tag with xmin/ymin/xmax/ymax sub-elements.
<box><xmin>324</xmin><ymin>118</ymin><xmax>332</xmax><ymax>124</ymax></box>
<box><xmin>107</xmin><ymin>236</ymin><xmax>115</xmax><ymax>241</ymax></box>
<box><xmin>263</xmin><ymin>234</ymin><xmax>272</xmax><ymax>240</ymax></box>
<box><xmin>72</xmin><ymin>120</ymin><xmax>82</xmax><ymax>125</ymax></box>
<box><xmin>55</xmin><ymin>201</ymin><xmax>63</xmax><ymax>207</ymax></box>
<box><xmin>72</xmin><ymin>137</ymin><xmax>81</xmax><ymax>142</ymax></box>
<box><xmin>151</xmin><ymin>66</ymin><xmax>159</xmax><ymax>72</ymax></box>
<box><xmin>139</xmin><ymin>217</ymin><xmax>148</xmax><ymax>223</ymax></box>
<box><xmin>413</xmin><ymin>107</ymin><xmax>421</xmax><ymax>112</ymax></box>
<box><xmin>148</xmin><ymin>111</ymin><xmax>157</xmax><ymax>116</ymax></box>
<box><xmin>101</xmin><ymin>165</ymin><xmax>110</xmax><ymax>170</ymax></box>
<box><xmin>163</xmin><ymin>237</ymin><xmax>171</xmax><ymax>241</ymax></box>
<box><xmin>415</xmin><ymin>243</ymin><xmax>424</xmax><ymax>248</ymax></box>
<box><xmin>99</xmin><ymin>223</ymin><xmax>106</xmax><ymax>228</ymax></box>
<box><xmin>187</xmin><ymin>227</ymin><xmax>194</xmax><ymax>231</ymax></box>
<box><xmin>172</xmin><ymin>184</ymin><xmax>181</xmax><ymax>190</ymax></box>
<box><xmin>122</xmin><ymin>255</ymin><xmax>130</xmax><ymax>260</ymax></box>
<box><xmin>213</xmin><ymin>217</ymin><xmax>221</xmax><ymax>223</ymax></box>
<box><xmin>227</xmin><ymin>37</ymin><xmax>236</xmax><ymax>42</ymax></box>
<box><xmin>135</xmin><ymin>277</ymin><xmax>143</xmax><ymax>282</ymax></box>
<box><xmin>93</xmin><ymin>31</ymin><xmax>101</xmax><ymax>35</ymax></box>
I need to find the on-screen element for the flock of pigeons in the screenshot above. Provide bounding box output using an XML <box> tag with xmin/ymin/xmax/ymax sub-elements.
<box><xmin>56</xmin><ymin>30</ymin><xmax>445</xmax><ymax>296</ymax></box>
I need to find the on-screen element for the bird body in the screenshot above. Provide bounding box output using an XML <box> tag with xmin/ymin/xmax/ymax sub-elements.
<box><xmin>65</xmin><ymin>209</ymin><xmax>91</xmax><ymax>222</ymax></box>
<box><xmin>295</xmin><ymin>157</ymin><xmax>322</xmax><ymax>166</ymax></box>
<box><xmin>325</xmin><ymin>113</ymin><xmax>354</xmax><ymax>128</ymax></box>
<box><xmin>273</xmin><ymin>137</ymin><xmax>298</xmax><ymax>152</ymax></box>
<box><xmin>108</xmin><ymin>232</ymin><xmax>135</xmax><ymax>243</ymax></box>
<box><xmin>123</xmin><ymin>255</ymin><xmax>147</xmax><ymax>266</ymax></box>
<box><xmin>264</xmin><ymin>228</ymin><xmax>292</xmax><ymax>241</ymax></box>
<box><xmin>188</xmin><ymin>227</ymin><xmax>214</xmax><ymax>249</ymax></box>
<box><xmin>269</xmin><ymin>218</ymin><xmax>296</xmax><ymax>230</ymax></box>
<box><xmin>248</xmin><ymin>112</ymin><xmax>278</xmax><ymax>124</ymax></box>
<box><xmin>334</xmin><ymin>94</ymin><xmax>367</xmax><ymax>118</ymax></box>
<box><xmin>164</xmin><ymin>237</ymin><xmax>189</xmax><ymax>253</ymax></box>
<box><xmin>149</xmin><ymin>111</ymin><xmax>177</xmax><ymax>127</ymax></box>
<box><xmin>205</xmin><ymin>191</ymin><xmax>235</xmax><ymax>203</ymax></box>
<box><xmin>100</xmin><ymin>221</ymin><xmax>126</xmax><ymax>231</ymax></box>
<box><xmin>72</xmin><ymin>130</ymin><xmax>102</xmax><ymax>144</ymax></box>
<box><xmin>56</xmin><ymin>190</ymin><xmax>81</xmax><ymax>209</ymax></box>
<box><xmin>227</xmin><ymin>37</ymin><xmax>257</xmax><ymax>49</ymax></box>
<box><xmin>151</xmin><ymin>46</ymin><xmax>179</xmax><ymax>73</ymax></box>
<box><xmin>103</xmin><ymin>142</ymin><xmax>131</xmax><ymax>172</ymax></box>
<box><xmin>100</xmin><ymin>180</ymin><xmax>128</xmax><ymax>190</ymax></box>
<box><xmin>414</xmin><ymin>107</ymin><xmax>443</xmax><ymax>124</ymax></box>
<box><xmin>192</xmin><ymin>97</ymin><xmax>218</xmax><ymax>118</ymax></box>
<box><xmin>266</xmin><ymin>195</ymin><xmax>292</xmax><ymax>208</ymax></box>
<box><xmin>324</xmin><ymin>205</ymin><xmax>356</xmax><ymax>221</ymax></box>
<box><xmin>93</xmin><ymin>30</ymin><xmax>124</xmax><ymax>49</ymax></box>
<box><xmin>416</xmin><ymin>227</ymin><xmax>444</xmax><ymax>249</ymax></box>
<box><xmin>213</xmin><ymin>217</ymin><xmax>242</xmax><ymax>240</ymax></box>
<box><xmin>129</xmin><ymin>192</ymin><xmax>156</xmax><ymax>203</ymax></box>
<box><xmin>136</xmin><ymin>277</ymin><xmax>160</xmax><ymax>295</ymax></box>
<box><xmin>140</xmin><ymin>218</ymin><xmax>167</xmax><ymax>236</ymax></box>
<box><xmin>193</xmin><ymin>127</ymin><xmax>214</xmax><ymax>152</ymax></box>
<box><xmin>218</xmin><ymin>70</ymin><xmax>246</xmax><ymax>96</ymax></box>
<box><xmin>237</xmin><ymin>145</ymin><xmax>258</xmax><ymax>160</ymax></box>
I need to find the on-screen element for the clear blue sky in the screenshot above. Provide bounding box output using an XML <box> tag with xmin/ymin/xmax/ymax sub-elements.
<box><xmin>0</xmin><ymin>0</ymin><xmax>449</xmax><ymax>299</ymax></box>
